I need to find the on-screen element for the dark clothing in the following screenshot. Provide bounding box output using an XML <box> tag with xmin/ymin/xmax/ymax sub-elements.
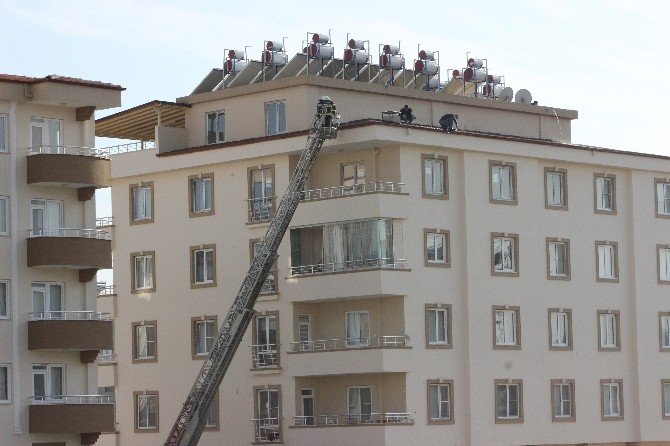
<box><xmin>317</xmin><ymin>99</ymin><xmax>335</xmax><ymax>127</ymax></box>
<box><xmin>439</xmin><ymin>114</ymin><xmax>457</xmax><ymax>132</ymax></box>
<box><xmin>399</xmin><ymin>106</ymin><xmax>414</xmax><ymax>123</ymax></box>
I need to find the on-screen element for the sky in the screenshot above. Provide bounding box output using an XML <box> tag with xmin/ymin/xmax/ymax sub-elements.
<box><xmin>3</xmin><ymin>0</ymin><xmax>669</xmax><ymax>282</ymax></box>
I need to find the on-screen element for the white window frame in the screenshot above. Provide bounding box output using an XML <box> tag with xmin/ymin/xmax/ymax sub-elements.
<box><xmin>0</xmin><ymin>114</ymin><xmax>7</xmax><ymax>153</ymax></box>
<box><xmin>548</xmin><ymin>241</ymin><xmax>568</xmax><ymax>277</ymax></box>
<box><xmin>491</xmin><ymin>164</ymin><xmax>514</xmax><ymax>201</ymax></box>
<box><xmin>136</xmin><ymin>393</ymin><xmax>158</xmax><ymax>430</ymax></box>
<box><xmin>495</xmin><ymin>309</ymin><xmax>518</xmax><ymax>347</ymax></box>
<box><xmin>550</xmin><ymin>311</ymin><xmax>570</xmax><ymax>348</ymax></box>
<box><xmin>135</xmin><ymin>324</ymin><xmax>156</xmax><ymax>360</ymax></box>
<box><xmin>546</xmin><ymin>170</ymin><xmax>566</xmax><ymax>207</ymax></box>
<box><xmin>493</xmin><ymin>236</ymin><xmax>516</xmax><ymax>273</ymax></box>
<box><xmin>602</xmin><ymin>382</ymin><xmax>621</xmax><ymax>418</ymax></box>
<box><xmin>424</xmin><ymin>158</ymin><xmax>445</xmax><ymax>196</ymax></box>
<box><xmin>429</xmin><ymin>383</ymin><xmax>451</xmax><ymax>421</ymax></box>
<box><xmin>32</xmin><ymin>364</ymin><xmax>65</xmax><ymax>401</ymax></box>
<box><xmin>0</xmin><ymin>196</ymin><xmax>8</xmax><ymax>235</ymax></box>
<box><xmin>0</xmin><ymin>280</ymin><xmax>9</xmax><ymax>319</ymax></box>
<box><xmin>0</xmin><ymin>364</ymin><xmax>10</xmax><ymax>403</ymax></box>
<box><xmin>191</xmin><ymin>176</ymin><xmax>213</xmax><ymax>214</ymax></box>
<box><xmin>597</xmin><ymin>243</ymin><xmax>617</xmax><ymax>280</ymax></box>
<box><xmin>265</xmin><ymin>100</ymin><xmax>286</xmax><ymax>136</ymax></box>
<box><xmin>31</xmin><ymin>282</ymin><xmax>64</xmax><ymax>315</ymax></box>
<box><xmin>347</xmin><ymin>386</ymin><xmax>372</xmax><ymax>421</ymax></box>
<box><xmin>657</xmin><ymin>181</ymin><xmax>670</xmax><ymax>216</ymax></box>
<box><xmin>599</xmin><ymin>313</ymin><xmax>618</xmax><ymax>349</ymax></box>
<box><xmin>193</xmin><ymin>248</ymin><xmax>214</xmax><ymax>285</ymax></box>
<box><xmin>426</xmin><ymin>232</ymin><xmax>448</xmax><ymax>264</ymax></box>
<box><xmin>428</xmin><ymin>308</ymin><xmax>448</xmax><ymax>345</ymax></box>
<box><xmin>134</xmin><ymin>255</ymin><xmax>154</xmax><ymax>290</ymax></box>
<box><xmin>30</xmin><ymin>199</ymin><xmax>63</xmax><ymax>234</ymax></box>
<box><xmin>496</xmin><ymin>383</ymin><xmax>520</xmax><ymax>420</ymax></box>
<box><xmin>595</xmin><ymin>176</ymin><xmax>614</xmax><ymax>212</ymax></box>
<box><xmin>194</xmin><ymin>319</ymin><xmax>215</xmax><ymax>356</ymax></box>
<box><xmin>132</xmin><ymin>186</ymin><xmax>153</xmax><ymax>221</ymax></box>
<box><xmin>341</xmin><ymin>161</ymin><xmax>366</xmax><ymax>187</ymax></box>
<box><xmin>345</xmin><ymin>310</ymin><xmax>370</xmax><ymax>348</ymax></box>
<box><xmin>301</xmin><ymin>388</ymin><xmax>315</xmax><ymax>426</ymax></box>
<box><xmin>29</xmin><ymin>117</ymin><xmax>63</xmax><ymax>153</ymax></box>
<box><xmin>298</xmin><ymin>314</ymin><xmax>312</xmax><ymax>344</ymax></box>
<box><xmin>552</xmin><ymin>382</ymin><xmax>573</xmax><ymax>419</ymax></box>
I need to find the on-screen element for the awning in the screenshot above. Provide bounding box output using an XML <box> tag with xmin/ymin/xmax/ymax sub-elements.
<box><xmin>95</xmin><ymin>100</ymin><xmax>190</xmax><ymax>141</ymax></box>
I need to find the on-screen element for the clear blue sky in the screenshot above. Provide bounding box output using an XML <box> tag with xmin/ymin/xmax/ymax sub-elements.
<box><xmin>3</xmin><ymin>0</ymin><xmax>668</xmax><ymax>282</ymax></box>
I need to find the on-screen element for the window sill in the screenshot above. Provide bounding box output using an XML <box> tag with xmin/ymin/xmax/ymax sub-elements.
<box><xmin>132</xmin><ymin>358</ymin><xmax>157</xmax><ymax>364</ymax></box>
<box><xmin>129</xmin><ymin>218</ymin><xmax>154</xmax><ymax>226</ymax></box>
<box><xmin>490</xmin><ymin>199</ymin><xmax>518</xmax><ymax>206</ymax></box>
<box><xmin>549</xmin><ymin>345</ymin><xmax>572</xmax><ymax>351</ymax></box>
<box><xmin>551</xmin><ymin>416</ymin><xmax>576</xmax><ymax>422</ymax></box>
<box><xmin>427</xmin><ymin>418</ymin><xmax>454</xmax><ymax>425</ymax></box>
<box><xmin>426</xmin><ymin>343</ymin><xmax>452</xmax><ymax>350</ymax></box>
<box><xmin>596</xmin><ymin>277</ymin><xmax>619</xmax><ymax>283</ymax></box>
<box><xmin>493</xmin><ymin>345</ymin><xmax>521</xmax><ymax>350</ymax></box>
<box><xmin>594</xmin><ymin>209</ymin><xmax>617</xmax><ymax>215</ymax></box>
<box><xmin>422</xmin><ymin>193</ymin><xmax>448</xmax><ymax>200</ymax></box>
<box><xmin>598</xmin><ymin>346</ymin><xmax>621</xmax><ymax>352</ymax></box>
<box><xmin>191</xmin><ymin>281</ymin><xmax>217</xmax><ymax>289</ymax></box>
<box><xmin>425</xmin><ymin>261</ymin><xmax>451</xmax><ymax>268</ymax></box>
<box><xmin>491</xmin><ymin>271</ymin><xmax>519</xmax><ymax>278</ymax></box>
<box><xmin>189</xmin><ymin>211</ymin><xmax>215</xmax><ymax>218</ymax></box>
<box><xmin>495</xmin><ymin>417</ymin><xmax>523</xmax><ymax>424</ymax></box>
<box><xmin>545</xmin><ymin>204</ymin><xmax>569</xmax><ymax>211</ymax></box>
<box><xmin>548</xmin><ymin>274</ymin><xmax>571</xmax><ymax>281</ymax></box>
<box><xmin>250</xmin><ymin>367</ymin><xmax>282</xmax><ymax>375</ymax></box>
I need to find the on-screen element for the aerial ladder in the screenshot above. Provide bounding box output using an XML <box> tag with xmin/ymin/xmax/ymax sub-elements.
<box><xmin>165</xmin><ymin>98</ymin><xmax>340</xmax><ymax>446</ymax></box>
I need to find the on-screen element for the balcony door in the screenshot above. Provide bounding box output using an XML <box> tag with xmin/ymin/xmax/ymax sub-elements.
<box><xmin>31</xmin><ymin>282</ymin><xmax>63</xmax><ymax>317</ymax></box>
<box><xmin>255</xmin><ymin>315</ymin><xmax>277</xmax><ymax>367</ymax></box>
<box><xmin>250</xmin><ymin>168</ymin><xmax>273</xmax><ymax>220</ymax></box>
<box><xmin>347</xmin><ymin>386</ymin><xmax>372</xmax><ymax>423</ymax></box>
<box><xmin>345</xmin><ymin>311</ymin><xmax>370</xmax><ymax>348</ymax></box>
<box><xmin>30</xmin><ymin>199</ymin><xmax>62</xmax><ymax>236</ymax></box>
<box><xmin>32</xmin><ymin>364</ymin><xmax>65</xmax><ymax>402</ymax></box>
<box><xmin>30</xmin><ymin>118</ymin><xmax>63</xmax><ymax>154</ymax></box>
<box><xmin>257</xmin><ymin>388</ymin><xmax>279</xmax><ymax>440</ymax></box>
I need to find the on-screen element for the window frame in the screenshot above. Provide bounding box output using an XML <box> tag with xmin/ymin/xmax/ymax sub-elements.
<box><xmin>425</xmin><ymin>304</ymin><xmax>452</xmax><ymax>349</ymax></box>
<box><xmin>492</xmin><ymin>306</ymin><xmax>521</xmax><ymax>350</ymax></box>
<box><xmin>658</xmin><ymin>244</ymin><xmax>670</xmax><ymax>285</ymax></box>
<box><xmin>247</xmin><ymin>164</ymin><xmax>276</xmax><ymax>223</ymax></box>
<box><xmin>253</xmin><ymin>384</ymin><xmax>282</xmax><ymax>442</ymax></box>
<box><xmin>130</xmin><ymin>251</ymin><xmax>156</xmax><ymax>294</ymax></box>
<box><xmin>491</xmin><ymin>233</ymin><xmax>520</xmax><ymax>277</ymax></box>
<box><xmin>494</xmin><ymin>379</ymin><xmax>523</xmax><ymax>423</ymax></box>
<box><xmin>597</xmin><ymin>310</ymin><xmax>621</xmax><ymax>351</ymax></box>
<box><xmin>662</xmin><ymin>380</ymin><xmax>670</xmax><ymax>420</ymax></box>
<box><xmin>206</xmin><ymin>110</ymin><xmax>225</xmax><ymax>145</ymax></box>
<box><xmin>132</xmin><ymin>321</ymin><xmax>157</xmax><ymax>364</ymax></box>
<box><xmin>265</xmin><ymin>100</ymin><xmax>286</xmax><ymax>136</ymax></box>
<box><xmin>0</xmin><ymin>280</ymin><xmax>9</xmax><ymax>319</ymax></box>
<box><xmin>424</xmin><ymin>229</ymin><xmax>451</xmax><ymax>268</ymax></box>
<box><xmin>204</xmin><ymin>392</ymin><xmax>219</xmax><ymax>431</ymax></box>
<box><xmin>489</xmin><ymin>160</ymin><xmax>517</xmax><ymax>205</ymax></box>
<box><xmin>250</xmin><ymin>238</ymin><xmax>279</xmax><ymax>295</ymax></box>
<box><xmin>191</xmin><ymin>315</ymin><xmax>218</xmax><ymax>360</ymax></box>
<box><xmin>0</xmin><ymin>196</ymin><xmax>9</xmax><ymax>236</ymax></box>
<box><xmin>595</xmin><ymin>241</ymin><xmax>619</xmax><ymax>283</ymax></box>
<box><xmin>655</xmin><ymin>178</ymin><xmax>670</xmax><ymax>218</ymax></box>
<box><xmin>128</xmin><ymin>182</ymin><xmax>154</xmax><ymax>225</ymax></box>
<box><xmin>340</xmin><ymin>161</ymin><xmax>366</xmax><ymax>187</ymax></box>
<box><xmin>600</xmin><ymin>379</ymin><xmax>624</xmax><ymax>421</ymax></box>
<box><xmin>0</xmin><ymin>364</ymin><xmax>10</xmax><ymax>403</ymax></box>
<box><xmin>133</xmin><ymin>390</ymin><xmax>159</xmax><ymax>433</ymax></box>
<box><xmin>252</xmin><ymin>311</ymin><xmax>280</xmax><ymax>369</ymax></box>
<box><xmin>594</xmin><ymin>173</ymin><xmax>617</xmax><ymax>215</ymax></box>
<box><xmin>548</xmin><ymin>308</ymin><xmax>573</xmax><ymax>351</ymax></box>
<box><xmin>427</xmin><ymin>379</ymin><xmax>455</xmax><ymax>424</ymax></box>
<box><xmin>659</xmin><ymin>312</ymin><xmax>670</xmax><ymax>352</ymax></box>
<box><xmin>190</xmin><ymin>244</ymin><xmax>217</xmax><ymax>289</ymax></box>
<box><xmin>0</xmin><ymin>113</ymin><xmax>7</xmax><ymax>153</ymax></box>
<box><xmin>188</xmin><ymin>173</ymin><xmax>215</xmax><ymax>217</ymax></box>
<box><xmin>550</xmin><ymin>379</ymin><xmax>576</xmax><ymax>422</ymax></box>
<box><xmin>421</xmin><ymin>154</ymin><xmax>449</xmax><ymax>199</ymax></box>
<box><xmin>546</xmin><ymin>237</ymin><xmax>570</xmax><ymax>280</ymax></box>
<box><xmin>544</xmin><ymin>167</ymin><xmax>568</xmax><ymax>210</ymax></box>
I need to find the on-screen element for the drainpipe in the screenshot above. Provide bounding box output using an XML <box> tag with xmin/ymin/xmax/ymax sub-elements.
<box><xmin>9</xmin><ymin>101</ymin><xmax>21</xmax><ymax>435</ymax></box>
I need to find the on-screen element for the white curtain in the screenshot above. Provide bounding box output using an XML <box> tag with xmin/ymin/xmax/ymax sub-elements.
<box><xmin>323</xmin><ymin>223</ymin><xmax>344</xmax><ymax>267</ymax></box>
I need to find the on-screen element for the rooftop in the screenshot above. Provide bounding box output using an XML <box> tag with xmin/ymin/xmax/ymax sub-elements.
<box><xmin>0</xmin><ymin>73</ymin><xmax>125</xmax><ymax>91</ymax></box>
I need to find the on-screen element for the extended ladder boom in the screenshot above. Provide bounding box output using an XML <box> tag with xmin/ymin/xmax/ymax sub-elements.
<box><xmin>165</xmin><ymin>99</ymin><xmax>339</xmax><ymax>446</ymax></box>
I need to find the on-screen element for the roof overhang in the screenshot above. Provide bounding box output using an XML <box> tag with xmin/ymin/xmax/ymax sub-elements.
<box><xmin>95</xmin><ymin>100</ymin><xmax>190</xmax><ymax>141</ymax></box>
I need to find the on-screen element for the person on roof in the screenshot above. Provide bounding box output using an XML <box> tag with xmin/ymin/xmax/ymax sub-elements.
<box><xmin>439</xmin><ymin>113</ymin><xmax>458</xmax><ymax>133</ymax></box>
<box><xmin>398</xmin><ymin>104</ymin><xmax>414</xmax><ymax>124</ymax></box>
<box><xmin>317</xmin><ymin>96</ymin><xmax>336</xmax><ymax>127</ymax></box>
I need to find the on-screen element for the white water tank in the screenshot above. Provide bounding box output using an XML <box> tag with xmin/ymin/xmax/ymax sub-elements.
<box><xmin>380</xmin><ymin>54</ymin><xmax>404</xmax><ymax>69</ymax></box>
<box><xmin>308</xmin><ymin>44</ymin><xmax>334</xmax><ymax>59</ymax></box>
<box><xmin>312</xmin><ymin>33</ymin><xmax>329</xmax><ymax>44</ymax></box>
<box><xmin>383</xmin><ymin>44</ymin><xmax>400</xmax><ymax>55</ymax></box>
<box><xmin>264</xmin><ymin>51</ymin><xmax>287</xmax><ymax>66</ymax></box>
<box><xmin>266</xmin><ymin>40</ymin><xmax>283</xmax><ymax>51</ymax></box>
<box><xmin>344</xmin><ymin>49</ymin><xmax>369</xmax><ymax>64</ymax></box>
<box><xmin>463</xmin><ymin>68</ymin><xmax>486</xmax><ymax>82</ymax></box>
<box><xmin>348</xmin><ymin>39</ymin><xmax>365</xmax><ymax>50</ymax></box>
<box><xmin>414</xmin><ymin>60</ymin><xmax>439</xmax><ymax>75</ymax></box>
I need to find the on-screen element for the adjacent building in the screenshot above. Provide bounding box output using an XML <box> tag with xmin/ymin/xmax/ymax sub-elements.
<box><xmin>97</xmin><ymin>54</ymin><xmax>670</xmax><ymax>445</ymax></box>
<box><xmin>0</xmin><ymin>74</ymin><xmax>121</xmax><ymax>446</ymax></box>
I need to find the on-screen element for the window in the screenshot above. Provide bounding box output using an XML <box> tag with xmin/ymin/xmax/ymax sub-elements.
<box><xmin>0</xmin><ymin>281</ymin><xmax>8</xmax><ymax>319</ymax></box>
<box><xmin>301</xmin><ymin>389</ymin><xmax>315</xmax><ymax>426</ymax></box>
<box><xmin>253</xmin><ymin>313</ymin><xmax>279</xmax><ymax>368</ymax></box>
<box><xmin>493</xmin><ymin>306</ymin><xmax>520</xmax><ymax>349</ymax></box>
<box><xmin>655</xmin><ymin>178</ymin><xmax>670</xmax><ymax>218</ymax></box>
<box><xmin>132</xmin><ymin>321</ymin><xmax>157</xmax><ymax>363</ymax></box>
<box><xmin>348</xmin><ymin>386</ymin><xmax>372</xmax><ymax>423</ymax></box>
<box><xmin>601</xmin><ymin>380</ymin><xmax>623</xmax><ymax>420</ymax></box>
<box><xmin>547</xmin><ymin>238</ymin><xmax>570</xmax><ymax>279</ymax></box>
<box><xmin>551</xmin><ymin>379</ymin><xmax>575</xmax><ymax>422</ymax></box>
<box><xmin>254</xmin><ymin>386</ymin><xmax>281</xmax><ymax>442</ymax></box>
<box><xmin>31</xmin><ymin>282</ymin><xmax>63</xmax><ymax>316</ymax></box>
<box><xmin>205</xmin><ymin>394</ymin><xmax>219</xmax><ymax>430</ymax></box>
<box><xmin>298</xmin><ymin>315</ymin><xmax>312</xmax><ymax>347</ymax></box>
<box><xmin>131</xmin><ymin>252</ymin><xmax>155</xmax><ymax>293</ymax></box>
<box><xmin>190</xmin><ymin>245</ymin><xmax>216</xmax><ymax>288</ymax></box>
<box><xmin>0</xmin><ymin>196</ymin><xmax>8</xmax><ymax>235</ymax></box>
<box><xmin>0</xmin><ymin>364</ymin><xmax>10</xmax><ymax>403</ymax></box>
<box><xmin>426</xmin><ymin>304</ymin><xmax>451</xmax><ymax>348</ymax></box>
<box><xmin>428</xmin><ymin>380</ymin><xmax>454</xmax><ymax>424</ymax></box>
<box><xmin>265</xmin><ymin>101</ymin><xmax>286</xmax><ymax>136</ymax></box>
<box><xmin>663</xmin><ymin>380</ymin><xmax>670</xmax><ymax>420</ymax></box>
<box><xmin>206</xmin><ymin>111</ymin><xmax>225</xmax><ymax>144</ymax></box>
<box><xmin>422</xmin><ymin>154</ymin><xmax>448</xmax><ymax>199</ymax></box>
<box><xmin>129</xmin><ymin>182</ymin><xmax>153</xmax><ymax>224</ymax></box>
<box><xmin>594</xmin><ymin>174</ymin><xmax>616</xmax><ymax>214</ymax></box>
<box><xmin>248</xmin><ymin>165</ymin><xmax>274</xmax><ymax>222</ymax></box>
<box><xmin>0</xmin><ymin>114</ymin><xmax>7</xmax><ymax>152</ymax></box>
<box><xmin>192</xmin><ymin>316</ymin><xmax>217</xmax><ymax>359</ymax></box>
<box><xmin>32</xmin><ymin>364</ymin><xmax>65</xmax><ymax>402</ymax></box>
<box><xmin>490</xmin><ymin>161</ymin><xmax>517</xmax><ymax>204</ymax></box>
<box><xmin>30</xmin><ymin>199</ymin><xmax>62</xmax><ymax>235</ymax></box>
<box><xmin>658</xmin><ymin>245</ymin><xmax>670</xmax><ymax>284</ymax></box>
<box><xmin>251</xmin><ymin>239</ymin><xmax>277</xmax><ymax>294</ymax></box>
<box><xmin>346</xmin><ymin>311</ymin><xmax>370</xmax><ymax>348</ymax></box>
<box><xmin>596</xmin><ymin>241</ymin><xmax>619</xmax><ymax>282</ymax></box>
<box><xmin>341</xmin><ymin>161</ymin><xmax>366</xmax><ymax>188</ymax></box>
<box><xmin>29</xmin><ymin>117</ymin><xmax>63</xmax><ymax>153</ymax></box>
<box><xmin>548</xmin><ymin>309</ymin><xmax>572</xmax><ymax>350</ymax></box>
<box><xmin>491</xmin><ymin>233</ymin><xmax>519</xmax><ymax>276</ymax></box>
<box><xmin>134</xmin><ymin>391</ymin><xmax>159</xmax><ymax>432</ymax></box>
<box><xmin>545</xmin><ymin>168</ymin><xmax>567</xmax><ymax>209</ymax></box>
<box><xmin>598</xmin><ymin>310</ymin><xmax>620</xmax><ymax>351</ymax></box>
<box><xmin>189</xmin><ymin>173</ymin><xmax>214</xmax><ymax>216</ymax></box>
<box><xmin>424</xmin><ymin>229</ymin><xmax>450</xmax><ymax>267</ymax></box>
<box><xmin>495</xmin><ymin>380</ymin><xmax>523</xmax><ymax>423</ymax></box>
<box><xmin>659</xmin><ymin>312</ymin><xmax>670</xmax><ymax>351</ymax></box>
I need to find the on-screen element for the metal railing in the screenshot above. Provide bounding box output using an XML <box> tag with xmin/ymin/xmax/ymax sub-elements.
<box><xmin>290</xmin><ymin>335</ymin><xmax>409</xmax><ymax>352</ymax></box>
<box><xmin>250</xmin><ymin>344</ymin><xmax>279</xmax><ymax>368</ymax></box>
<box><xmin>101</xmin><ymin>141</ymin><xmax>155</xmax><ymax>156</ymax></box>
<box><xmin>251</xmin><ymin>418</ymin><xmax>281</xmax><ymax>443</ymax></box>
<box><xmin>289</xmin><ymin>258</ymin><xmax>407</xmax><ymax>276</ymax></box>
<box><xmin>96</xmin><ymin>216</ymin><xmax>114</xmax><ymax>227</ymax></box>
<box><xmin>27</xmin><ymin>146</ymin><xmax>109</xmax><ymax>158</ymax></box>
<box><xmin>27</xmin><ymin>227</ymin><xmax>111</xmax><ymax>240</ymax></box>
<box><xmin>96</xmin><ymin>353</ymin><xmax>118</xmax><ymax>365</ymax></box>
<box><xmin>97</xmin><ymin>285</ymin><xmax>116</xmax><ymax>296</ymax></box>
<box><xmin>29</xmin><ymin>395</ymin><xmax>113</xmax><ymax>405</ymax></box>
<box><xmin>246</xmin><ymin>197</ymin><xmax>275</xmax><ymax>223</ymax></box>
<box><xmin>300</xmin><ymin>181</ymin><xmax>405</xmax><ymax>201</ymax></box>
<box><xmin>293</xmin><ymin>413</ymin><xmax>413</xmax><ymax>427</ymax></box>
<box><xmin>28</xmin><ymin>311</ymin><xmax>111</xmax><ymax>321</ymax></box>
<box><xmin>260</xmin><ymin>276</ymin><xmax>277</xmax><ymax>294</ymax></box>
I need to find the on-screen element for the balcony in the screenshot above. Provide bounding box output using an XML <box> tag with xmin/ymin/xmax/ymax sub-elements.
<box><xmin>29</xmin><ymin>395</ymin><xmax>115</xmax><ymax>444</ymax></box>
<box><xmin>290</xmin><ymin>335</ymin><xmax>409</xmax><ymax>353</ymax></box>
<box><xmin>300</xmin><ymin>181</ymin><xmax>405</xmax><ymax>202</ymax></box>
<box><xmin>293</xmin><ymin>412</ymin><xmax>413</xmax><ymax>426</ymax></box>
<box><xmin>252</xmin><ymin>417</ymin><xmax>281</xmax><ymax>443</ymax></box>
<box><xmin>27</xmin><ymin>228</ymin><xmax>112</xmax><ymax>279</ymax></box>
<box><xmin>96</xmin><ymin>216</ymin><xmax>114</xmax><ymax>228</ymax></box>
<box><xmin>28</xmin><ymin>311</ymin><xmax>113</xmax><ymax>361</ymax></box>
<box><xmin>246</xmin><ymin>197</ymin><xmax>276</xmax><ymax>224</ymax></box>
<box><xmin>251</xmin><ymin>344</ymin><xmax>279</xmax><ymax>369</ymax></box>
<box><xmin>289</xmin><ymin>258</ymin><xmax>407</xmax><ymax>277</ymax></box>
<box><xmin>97</xmin><ymin>284</ymin><xmax>117</xmax><ymax>297</ymax></box>
<box><xmin>26</xmin><ymin>146</ymin><xmax>111</xmax><ymax>198</ymax></box>
<box><xmin>96</xmin><ymin>353</ymin><xmax>118</xmax><ymax>365</ymax></box>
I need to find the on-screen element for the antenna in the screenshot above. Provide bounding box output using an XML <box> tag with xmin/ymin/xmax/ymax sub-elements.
<box><xmin>499</xmin><ymin>87</ymin><xmax>514</xmax><ymax>102</ymax></box>
<box><xmin>514</xmin><ymin>88</ymin><xmax>532</xmax><ymax>104</ymax></box>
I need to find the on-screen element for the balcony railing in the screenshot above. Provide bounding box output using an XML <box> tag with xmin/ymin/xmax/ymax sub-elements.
<box><xmin>289</xmin><ymin>258</ymin><xmax>407</xmax><ymax>276</ymax></box>
<box><xmin>97</xmin><ymin>285</ymin><xmax>116</xmax><ymax>296</ymax></box>
<box><xmin>246</xmin><ymin>197</ymin><xmax>275</xmax><ymax>223</ymax></box>
<box><xmin>300</xmin><ymin>181</ymin><xmax>405</xmax><ymax>201</ymax></box>
<box><xmin>292</xmin><ymin>413</ymin><xmax>413</xmax><ymax>427</ymax></box>
<box><xmin>29</xmin><ymin>311</ymin><xmax>111</xmax><ymax>321</ymax></box>
<box><xmin>100</xmin><ymin>141</ymin><xmax>155</xmax><ymax>156</ymax></box>
<box><xmin>27</xmin><ymin>228</ymin><xmax>111</xmax><ymax>240</ymax></box>
<box><xmin>251</xmin><ymin>344</ymin><xmax>279</xmax><ymax>369</ymax></box>
<box><xmin>96</xmin><ymin>353</ymin><xmax>118</xmax><ymax>365</ymax></box>
<box><xmin>290</xmin><ymin>335</ymin><xmax>409</xmax><ymax>352</ymax></box>
<box><xmin>27</xmin><ymin>146</ymin><xmax>109</xmax><ymax>158</ymax></box>
<box><xmin>96</xmin><ymin>217</ymin><xmax>113</xmax><ymax>227</ymax></box>
<box><xmin>29</xmin><ymin>395</ymin><xmax>113</xmax><ymax>405</ymax></box>
<box><xmin>251</xmin><ymin>418</ymin><xmax>281</xmax><ymax>443</ymax></box>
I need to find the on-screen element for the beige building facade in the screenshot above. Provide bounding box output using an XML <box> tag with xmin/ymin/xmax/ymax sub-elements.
<box><xmin>0</xmin><ymin>74</ymin><xmax>121</xmax><ymax>445</ymax></box>
<box><xmin>100</xmin><ymin>66</ymin><xmax>670</xmax><ymax>445</ymax></box>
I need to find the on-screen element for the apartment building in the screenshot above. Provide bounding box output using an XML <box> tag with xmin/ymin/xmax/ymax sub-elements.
<box><xmin>97</xmin><ymin>53</ymin><xmax>670</xmax><ymax>445</ymax></box>
<box><xmin>0</xmin><ymin>74</ymin><xmax>121</xmax><ymax>446</ymax></box>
